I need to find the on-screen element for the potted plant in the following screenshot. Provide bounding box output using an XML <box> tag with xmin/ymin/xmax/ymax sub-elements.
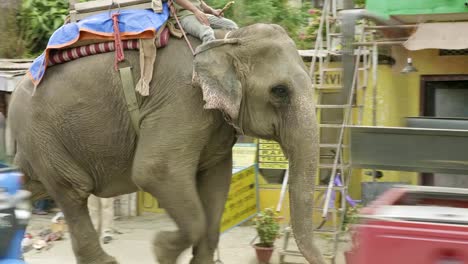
<box><xmin>252</xmin><ymin>208</ymin><xmax>281</xmax><ymax>264</ymax></box>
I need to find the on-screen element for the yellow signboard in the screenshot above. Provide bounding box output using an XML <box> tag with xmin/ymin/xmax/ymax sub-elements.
<box><xmin>138</xmin><ymin>165</ymin><xmax>258</xmax><ymax>233</ymax></box>
<box><xmin>138</xmin><ymin>191</ymin><xmax>165</xmax><ymax>214</ymax></box>
<box><xmin>220</xmin><ymin>165</ymin><xmax>258</xmax><ymax>233</ymax></box>
<box><xmin>258</xmin><ymin>139</ymin><xmax>288</xmax><ymax>170</ymax></box>
<box><xmin>232</xmin><ymin>143</ymin><xmax>257</xmax><ymax>168</ymax></box>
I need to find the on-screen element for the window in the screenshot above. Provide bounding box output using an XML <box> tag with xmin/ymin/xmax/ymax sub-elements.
<box><xmin>439</xmin><ymin>49</ymin><xmax>468</xmax><ymax>56</ymax></box>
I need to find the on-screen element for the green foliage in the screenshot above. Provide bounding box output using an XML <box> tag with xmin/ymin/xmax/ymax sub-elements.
<box><xmin>342</xmin><ymin>205</ymin><xmax>362</xmax><ymax>232</ymax></box>
<box><xmin>205</xmin><ymin>0</ymin><xmax>310</xmax><ymax>48</ymax></box>
<box><xmin>355</xmin><ymin>0</ymin><xmax>366</xmax><ymax>8</ymax></box>
<box><xmin>294</xmin><ymin>7</ymin><xmax>323</xmax><ymax>49</ymax></box>
<box><xmin>17</xmin><ymin>0</ymin><xmax>70</xmax><ymax>56</ymax></box>
<box><xmin>253</xmin><ymin>208</ymin><xmax>281</xmax><ymax>248</ymax></box>
<box><xmin>293</xmin><ymin>0</ymin><xmax>368</xmax><ymax>50</ymax></box>
<box><xmin>14</xmin><ymin>0</ymin><xmax>362</xmax><ymax>57</ymax></box>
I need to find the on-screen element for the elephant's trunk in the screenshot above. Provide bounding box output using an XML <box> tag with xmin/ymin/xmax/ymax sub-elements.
<box><xmin>280</xmin><ymin>101</ymin><xmax>326</xmax><ymax>264</ymax></box>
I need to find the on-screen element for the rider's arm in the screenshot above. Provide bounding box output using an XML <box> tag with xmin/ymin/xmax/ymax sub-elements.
<box><xmin>173</xmin><ymin>0</ymin><xmax>201</xmax><ymax>14</ymax></box>
<box><xmin>173</xmin><ymin>0</ymin><xmax>209</xmax><ymax>25</ymax></box>
<box><xmin>200</xmin><ymin>1</ymin><xmax>215</xmax><ymax>15</ymax></box>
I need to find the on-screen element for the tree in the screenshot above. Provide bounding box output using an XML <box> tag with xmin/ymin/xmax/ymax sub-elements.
<box><xmin>17</xmin><ymin>0</ymin><xmax>70</xmax><ymax>57</ymax></box>
<box><xmin>12</xmin><ymin>0</ymin><xmax>315</xmax><ymax>57</ymax></box>
<box><xmin>0</xmin><ymin>0</ymin><xmax>24</xmax><ymax>58</ymax></box>
<box><xmin>205</xmin><ymin>0</ymin><xmax>310</xmax><ymax>48</ymax></box>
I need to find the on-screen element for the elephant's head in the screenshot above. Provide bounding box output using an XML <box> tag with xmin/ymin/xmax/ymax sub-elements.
<box><xmin>193</xmin><ymin>24</ymin><xmax>324</xmax><ymax>264</ymax></box>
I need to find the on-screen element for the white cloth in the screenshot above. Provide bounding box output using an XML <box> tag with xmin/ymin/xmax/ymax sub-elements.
<box><xmin>152</xmin><ymin>0</ymin><xmax>163</xmax><ymax>13</ymax></box>
<box><xmin>404</xmin><ymin>22</ymin><xmax>468</xmax><ymax>51</ymax></box>
<box><xmin>88</xmin><ymin>195</ymin><xmax>114</xmax><ymax>236</ymax></box>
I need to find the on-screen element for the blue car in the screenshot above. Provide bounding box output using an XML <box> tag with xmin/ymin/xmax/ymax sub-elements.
<box><xmin>0</xmin><ymin>166</ymin><xmax>31</xmax><ymax>264</ymax></box>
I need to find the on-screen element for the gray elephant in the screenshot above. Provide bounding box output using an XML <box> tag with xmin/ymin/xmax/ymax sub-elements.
<box><xmin>8</xmin><ymin>24</ymin><xmax>325</xmax><ymax>264</ymax></box>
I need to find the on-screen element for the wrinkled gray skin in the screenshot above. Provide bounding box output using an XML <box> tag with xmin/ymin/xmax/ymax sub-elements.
<box><xmin>9</xmin><ymin>24</ymin><xmax>325</xmax><ymax>264</ymax></box>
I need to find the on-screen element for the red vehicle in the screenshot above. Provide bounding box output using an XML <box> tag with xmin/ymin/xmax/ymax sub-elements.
<box><xmin>346</xmin><ymin>185</ymin><xmax>468</xmax><ymax>264</ymax></box>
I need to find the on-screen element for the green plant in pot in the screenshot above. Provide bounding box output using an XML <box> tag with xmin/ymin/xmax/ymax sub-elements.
<box><xmin>252</xmin><ymin>208</ymin><xmax>281</xmax><ymax>264</ymax></box>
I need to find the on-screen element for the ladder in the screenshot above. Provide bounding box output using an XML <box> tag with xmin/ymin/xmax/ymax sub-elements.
<box><xmin>279</xmin><ymin>0</ymin><xmax>376</xmax><ymax>262</ymax></box>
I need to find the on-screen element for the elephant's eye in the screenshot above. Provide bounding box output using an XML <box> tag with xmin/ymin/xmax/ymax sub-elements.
<box><xmin>271</xmin><ymin>85</ymin><xmax>289</xmax><ymax>98</ymax></box>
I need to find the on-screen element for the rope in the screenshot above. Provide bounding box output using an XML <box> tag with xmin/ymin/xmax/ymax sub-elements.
<box><xmin>168</xmin><ymin>0</ymin><xmax>196</xmax><ymax>55</ymax></box>
<box><xmin>112</xmin><ymin>13</ymin><xmax>125</xmax><ymax>70</ymax></box>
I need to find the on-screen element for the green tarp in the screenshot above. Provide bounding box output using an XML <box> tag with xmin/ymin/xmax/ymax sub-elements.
<box><xmin>366</xmin><ymin>0</ymin><xmax>468</xmax><ymax>19</ymax></box>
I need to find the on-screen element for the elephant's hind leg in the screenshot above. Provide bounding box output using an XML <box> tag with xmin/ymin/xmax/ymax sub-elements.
<box><xmin>57</xmin><ymin>193</ymin><xmax>118</xmax><ymax>264</ymax></box>
<box><xmin>22</xmin><ymin>146</ymin><xmax>118</xmax><ymax>264</ymax></box>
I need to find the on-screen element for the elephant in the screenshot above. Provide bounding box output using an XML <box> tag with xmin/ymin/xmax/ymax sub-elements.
<box><xmin>8</xmin><ymin>23</ymin><xmax>325</xmax><ymax>264</ymax></box>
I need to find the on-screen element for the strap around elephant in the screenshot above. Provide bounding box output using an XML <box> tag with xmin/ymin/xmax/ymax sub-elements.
<box><xmin>118</xmin><ymin>62</ymin><xmax>141</xmax><ymax>136</ymax></box>
<box><xmin>194</xmin><ymin>39</ymin><xmax>240</xmax><ymax>56</ymax></box>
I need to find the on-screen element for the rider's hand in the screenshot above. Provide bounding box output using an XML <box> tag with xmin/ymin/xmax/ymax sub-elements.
<box><xmin>194</xmin><ymin>9</ymin><xmax>210</xmax><ymax>26</ymax></box>
<box><xmin>212</xmin><ymin>9</ymin><xmax>224</xmax><ymax>17</ymax></box>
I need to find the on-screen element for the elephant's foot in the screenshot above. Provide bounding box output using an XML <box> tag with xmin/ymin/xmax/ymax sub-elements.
<box><xmin>78</xmin><ymin>254</ymin><xmax>118</xmax><ymax>264</ymax></box>
<box><xmin>153</xmin><ymin>231</ymin><xmax>189</xmax><ymax>264</ymax></box>
<box><xmin>189</xmin><ymin>256</ymin><xmax>215</xmax><ymax>264</ymax></box>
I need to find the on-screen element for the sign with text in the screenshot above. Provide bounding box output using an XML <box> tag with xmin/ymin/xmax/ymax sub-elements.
<box><xmin>314</xmin><ymin>70</ymin><xmax>343</xmax><ymax>87</ymax></box>
<box><xmin>258</xmin><ymin>139</ymin><xmax>288</xmax><ymax>169</ymax></box>
<box><xmin>220</xmin><ymin>165</ymin><xmax>258</xmax><ymax>233</ymax></box>
<box><xmin>232</xmin><ymin>143</ymin><xmax>257</xmax><ymax>169</ymax></box>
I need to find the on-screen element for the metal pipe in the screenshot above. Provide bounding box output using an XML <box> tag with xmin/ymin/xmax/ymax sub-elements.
<box><xmin>309</xmin><ymin>0</ymin><xmax>331</xmax><ymax>78</ymax></box>
<box><xmin>0</xmin><ymin>113</ymin><xmax>5</xmax><ymax>162</ymax></box>
<box><xmin>372</xmin><ymin>43</ymin><xmax>378</xmax><ymax>127</ymax></box>
<box><xmin>342</xmin><ymin>0</ymin><xmax>354</xmax><ymax>10</ymax></box>
<box><xmin>276</xmin><ymin>170</ymin><xmax>289</xmax><ymax>212</ymax></box>
<box><xmin>375</xmin><ymin>37</ymin><xmax>408</xmax><ymax>41</ymax></box>
<box><xmin>365</xmin><ymin>25</ymin><xmax>417</xmax><ymax>29</ymax></box>
<box><xmin>353</xmin><ymin>40</ymin><xmax>406</xmax><ymax>46</ymax></box>
<box><xmin>338</xmin><ymin>9</ymin><xmax>406</xmax><ymax>103</ymax></box>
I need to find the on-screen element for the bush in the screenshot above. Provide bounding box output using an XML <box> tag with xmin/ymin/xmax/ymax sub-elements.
<box><xmin>205</xmin><ymin>0</ymin><xmax>310</xmax><ymax>48</ymax></box>
<box><xmin>17</xmin><ymin>0</ymin><xmax>71</xmax><ymax>57</ymax></box>
<box><xmin>15</xmin><ymin>0</ymin><xmax>362</xmax><ymax>57</ymax></box>
<box><xmin>253</xmin><ymin>208</ymin><xmax>281</xmax><ymax>248</ymax></box>
<box><xmin>0</xmin><ymin>4</ymin><xmax>25</xmax><ymax>58</ymax></box>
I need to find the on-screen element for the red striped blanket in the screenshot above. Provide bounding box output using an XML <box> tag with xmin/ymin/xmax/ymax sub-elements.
<box><xmin>47</xmin><ymin>27</ymin><xmax>169</xmax><ymax>66</ymax></box>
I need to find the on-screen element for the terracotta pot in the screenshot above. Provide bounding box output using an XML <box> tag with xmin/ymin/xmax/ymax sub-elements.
<box><xmin>253</xmin><ymin>243</ymin><xmax>274</xmax><ymax>264</ymax></box>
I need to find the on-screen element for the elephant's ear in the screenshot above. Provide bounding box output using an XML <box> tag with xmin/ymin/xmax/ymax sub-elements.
<box><xmin>192</xmin><ymin>40</ymin><xmax>242</xmax><ymax>121</ymax></box>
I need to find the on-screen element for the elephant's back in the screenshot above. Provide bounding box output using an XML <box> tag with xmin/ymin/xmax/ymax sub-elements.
<box><xmin>17</xmin><ymin>35</ymin><xmax>198</xmax><ymax>116</ymax></box>
<box><xmin>9</xmin><ymin>37</ymin><xmax>200</xmax><ymax>179</ymax></box>
<box><xmin>10</xmin><ymin>52</ymin><xmax>139</xmax><ymax>177</ymax></box>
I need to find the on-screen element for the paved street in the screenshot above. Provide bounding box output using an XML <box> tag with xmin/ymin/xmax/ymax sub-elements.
<box><xmin>23</xmin><ymin>213</ymin><xmax>348</xmax><ymax>264</ymax></box>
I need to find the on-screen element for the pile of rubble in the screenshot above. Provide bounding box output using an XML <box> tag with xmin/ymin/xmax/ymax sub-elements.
<box><xmin>22</xmin><ymin>212</ymin><xmax>67</xmax><ymax>253</ymax></box>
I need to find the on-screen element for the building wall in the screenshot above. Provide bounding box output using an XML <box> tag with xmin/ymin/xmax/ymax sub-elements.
<box><xmin>258</xmin><ymin>47</ymin><xmax>468</xmax><ymax>219</ymax></box>
<box><xmin>348</xmin><ymin>47</ymin><xmax>468</xmax><ymax>199</ymax></box>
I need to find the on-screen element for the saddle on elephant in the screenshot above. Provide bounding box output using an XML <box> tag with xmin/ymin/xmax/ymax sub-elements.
<box><xmin>28</xmin><ymin>0</ymin><xmax>189</xmax><ymax>97</ymax></box>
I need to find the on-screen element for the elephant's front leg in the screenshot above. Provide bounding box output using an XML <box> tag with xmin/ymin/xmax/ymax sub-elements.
<box><xmin>190</xmin><ymin>155</ymin><xmax>233</xmax><ymax>264</ymax></box>
<box><xmin>132</xmin><ymin>128</ymin><xmax>208</xmax><ymax>264</ymax></box>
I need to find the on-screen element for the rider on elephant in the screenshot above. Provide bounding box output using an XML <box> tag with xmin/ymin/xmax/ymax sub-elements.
<box><xmin>173</xmin><ymin>0</ymin><xmax>238</xmax><ymax>43</ymax></box>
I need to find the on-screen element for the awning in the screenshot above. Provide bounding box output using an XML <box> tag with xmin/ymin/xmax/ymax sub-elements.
<box><xmin>404</xmin><ymin>22</ymin><xmax>468</xmax><ymax>51</ymax></box>
<box><xmin>0</xmin><ymin>59</ymin><xmax>32</xmax><ymax>92</ymax></box>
